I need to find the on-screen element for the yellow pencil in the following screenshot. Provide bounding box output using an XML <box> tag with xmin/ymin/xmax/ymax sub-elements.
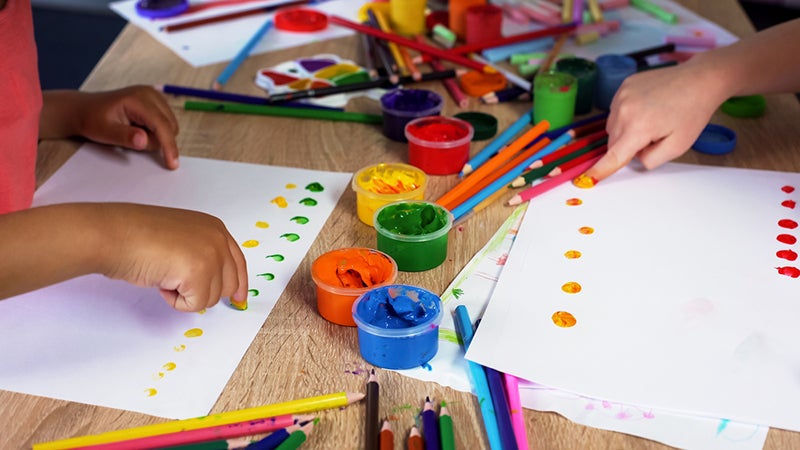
<box><xmin>34</xmin><ymin>391</ymin><xmax>364</xmax><ymax>450</ymax></box>
<box><xmin>587</xmin><ymin>0</ymin><xmax>604</xmax><ymax>22</ymax></box>
<box><xmin>371</xmin><ymin>6</ymin><xmax>409</xmax><ymax>75</ymax></box>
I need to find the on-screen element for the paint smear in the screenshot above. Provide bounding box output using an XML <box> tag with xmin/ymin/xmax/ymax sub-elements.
<box><xmin>578</xmin><ymin>226</ymin><xmax>594</xmax><ymax>235</ymax></box>
<box><xmin>777</xmin><ymin>234</ymin><xmax>797</xmax><ymax>245</ymax></box>
<box><xmin>306</xmin><ymin>182</ymin><xmax>324</xmax><ymax>192</ymax></box>
<box><xmin>566</xmin><ymin>198</ymin><xmax>583</xmax><ymax>206</ymax></box>
<box><xmin>562</xmin><ymin>281</ymin><xmax>582</xmax><ymax>293</ymax></box>
<box><xmin>241</xmin><ymin>240</ymin><xmax>259</xmax><ymax>248</ymax></box>
<box><xmin>299</xmin><ymin>198</ymin><xmax>318</xmax><ymax>206</ymax></box>
<box><xmin>564</xmin><ymin>250</ymin><xmax>582</xmax><ymax>259</ymax></box>
<box><xmin>439</xmin><ymin>329</ymin><xmax>459</xmax><ymax>344</ymax></box>
<box><xmin>152</xmin><ymin>372</ymin><xmax>164</xmax><ymax>380</ymax></box>
<box><xmin>184</xmin><ymin>328</ymin><xmax>204</xmax><ymax>338</ymax></box>
<box><xmin>782</xmin><ymin>200</ymin><xmax>796</xmax><ymax>209</ymax></box>
<box><xmin>258</xmin><ymin>272</ymin><xmax>276</xmax><ymax>281</ymax></box>
<box><xmin>255</xmin><ymin>221</ymin><xmax>270</xmax><ymax>229</ymax></box>
<box><xmin>230</xmin><ymin>298</ymin><xmax>248</xmax><ymax>311</ymax></box>
<box><xmin>271</xmin><ymin>196</ymin><xmax>288</xmax><ymax>208</ymax></box>
<box><xmin>163</xmin><ymin>362</ymin><xmax>177</xmax><ymax>371</ymax></box>
<box><xmin>573</xmin><ymin>174</ymin><xmax>597</xmax><ymax>189</ymax></box>
<box><xmin>781</xmin><ymin>185</ymin><xmax>795</xmax><ymax>193</ymax></box>
<box><xmin>174</xmin><ymin>344</ymin><xmax>186</xmax><ymax>352</ymax></box>
<box><xmin>778</xmin><ymin>219</ymin><xmax>798</xmax><ymax>229</ymax></box>
<box><xmin>286</xmin><ymin>183</ymin><xmax>297</xmax><ymax>189</ymax></box>
<box><xmin>144</xmin><ymin>388</ymin><xmax>158</xmax><ymax>397</ymax></box>
<box><xmin>281</xmin><ymin>233</ymin><xmax>301</xmax><ymax>242</ymax></box>
<box><xmin>552</xmin><ymin>311</ymin><xmax>577</xmax><ymax>327</ymax></box>
<box><xmin>265</xmin><ymin>254</ymin><xmax>285</xmax><ymax>261</ymax></box>
<box><xmin>777</xmin><ymin>266</ymin><xmax>800</xmax><ymax>278</ymax></box>
<box><xmin>290</xmin><ymin>216</ymin><xmax>310</xmax><ymax>224</ymax></box>
<box><xmin>451</xmin><ymin>288</ymin><xmax>464</xmax><ymax>299</ymax></box>
<box><xmin>777</xmin><ymin>249</ymin><xmax>798</xmax><ymax>261</ymax></box>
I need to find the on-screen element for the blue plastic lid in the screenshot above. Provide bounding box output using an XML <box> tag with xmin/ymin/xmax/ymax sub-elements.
<box><xmin>692</xmin><ymin>123</ymin><xmax>737</xmax><ymax>155</ymax></box>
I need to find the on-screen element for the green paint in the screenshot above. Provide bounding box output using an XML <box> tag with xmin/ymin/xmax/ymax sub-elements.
<box><xmin>257</xmin><ymin>272</ymin><xmax>275</xmax><ymax>281</ymax></box>
<box><xmin>439</xmin><ymin>329</ymin><xmax>459</xmax><ymax>344</ymax></box>
<box><xmin>391</xmin><ymin>404</ymin><xmax>415</xmax><ymax>413</ymax></box>
<box><xmin>374</xmin><ymin>202</ymin><xmax>451</xmax><ymax>272</ymax></box>
<box><xmin>248</xmin><ymin>289</ymin><xmax>260</xmax><ymax>296</ymax></box>
<box><xmin>298</xmin><ymin>198</ymin><xmax>318</xmax><ymax>206</ymax></box>
<box><xmin>265</xmin><ymin>254</ymin><xmax>285</xmax><ymax>261</ymax></box>
<box><xmin>290</xmin><ymin>216</ymin><xmax>310</xmax><ymax>225</ymax></box>
<box><xmin>305</xmin><ymin>182</ymin><xmax>324</xmax><ymax>192</ymax></box>
<box><xmin>280</xmin><ymin>233</ymin><xmax>300</xmax><ymax>242</ymax></box>
<box><xmin>451</xmin><ymin>288</ymin><xmax>464</xmax><ymax>299</ymax></box>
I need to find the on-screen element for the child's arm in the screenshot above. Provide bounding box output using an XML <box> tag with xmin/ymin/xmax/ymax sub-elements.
<box><xmin>584</xmin><ymin>17</ymin><xmax>800</xmax><ymax>183</ymax></box>
<box><xmin>0</xmin><ymin>203</ymin><xmax>248</xmax><ymax>312</ymax></box>
<box><xmin>39</xmin><ymin>86</ymin><xmax>180</xmax><ymax>170</ymax></box>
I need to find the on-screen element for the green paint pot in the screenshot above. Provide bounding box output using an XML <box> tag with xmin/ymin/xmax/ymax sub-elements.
<box><xmin>373</xmin><ymin>201</ymin><xmax>453</xmax><ymax>272</ymax></box>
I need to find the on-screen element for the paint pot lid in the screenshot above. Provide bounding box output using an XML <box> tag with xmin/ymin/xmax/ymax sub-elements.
<box><xmin>720</xmin><ymin>95</ymin><xmax>766</xmax><ymax>118</ymax></box>
<box><xmin>454</xmin><ymin>112</ymin><xmax>498</xmax><ymax>140</ymax></box>
<box><xmin>274</xmin><ymin>7</ymin><xmax>328</xmax><ymax>32</ymax></box>
<box><xmin>458</xmin><ymin>71</ymin><xmax>508</xmax><ymax>98</ymax></box>
<box><xmin>692</xmin><ymin>123</ymin><xmax>736</xmax><ymax>155</ymax></box>
<box><xmin>135</xmin><ymin>0</ymin><xmax>188</xmax><ymax>18</ymax></box>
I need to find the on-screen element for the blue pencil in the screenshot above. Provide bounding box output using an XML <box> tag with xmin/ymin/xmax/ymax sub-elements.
<box><xmin>213</xmin><ymin>18</ymin><xmax>273</xmax><ymax>90</ymax></box>
<box><xmin>461</xmin><ymin>109</ymin><xmax>533</xmax><ymax>177</ymax></box>
<box><xmin>453</xmin><ymin>305</ymin><xmax>503</xmax><ymax>450</ymax></box>
<box><xmin>451</xmin><ymin>129</ymin><xmax>575</xmax><ymax>220</ymax></box>
<box><xmin>484</xmin><ymin>366</ymin><xmax>520</xmax><ymax>450</ymax></box>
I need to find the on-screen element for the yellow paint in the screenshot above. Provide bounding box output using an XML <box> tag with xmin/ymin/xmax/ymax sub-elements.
<box><xmin>285</xmin><ymin>183</ymin><xmax>297</xmax><ymax>189</ymax></box>
<box><xmin>562</xmin><ymin>282</ymin><xmax>582</xmax><ymax>294</ymax></box>
<box><xmin>230</xmin><ymin>298</ymin><xmax>248</xmax><ymax>311</ymax></box>
<box><xmin>255</xmin><ymin>221</ymin><xmax>270</xmax><ymax>229</ymax></box>
<box><xmin>271</xmin><ymin>196</ymin><xmax>289</xmax><ymax>208</ymax></box>
<box><xmin>564</xmin><ymin>250</ymin><xmax>582</xmax><ymax>259</ymax></box>
<box><xmin>197</xmin><ymin>309</ymin><xmax>207</xmax><ymax>315</ymax></box>
<box><xmin>144</xmin><ymin>388</ymin><xmax>158</xmax><ymax>397</ymax></box>
<box><xmin>552</xmin><ymin>311</ymin><xmax>577</xmax><ymax>328</ymax></box>
<box><xmin>578</xmin><ymin>226</ymin><xmax>594</xmax><ymax>235</ymax></box>
<box><xmin>184</xmin><ymin>328</ymin><xmax>204</xmax><ymax>338</ymax></box>
<box><xmin>242</xmin><ymin>240</ymin><xmax>259</xmax><ymax>248</ymax></box>
<box><xmin>152</xmin><ymin>372</ymin><xmax>164</xmax><ymax>380</ymax></box>
<box><xmin>162</xmin><ymin>362</ymin><xmax>177</xmax><ymax>371</ymax></box>
<box><xmin>573</xmin><ymin>174</ymin><xmax>597</xmax><ymax>189</ymax></box>
<box><xmin>566</xmin><ymin>198</ymin><xmax>583</xmax><ymax>206</ymax></box>
<box><xmin>174</xmin><ymin>344</ymin><xmax>186</xmax><ymax>352</ymax></box>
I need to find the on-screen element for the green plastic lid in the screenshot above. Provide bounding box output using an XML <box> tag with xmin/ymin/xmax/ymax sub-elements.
<box><xmin>453</xmin><ymin>112</ymin><xmax>498</xmax><ymax>141</ymax></box>
<box><xmin>720</xmin><ymin>95</ymin><xmax>766</xmax><ymax>118</ymax></box>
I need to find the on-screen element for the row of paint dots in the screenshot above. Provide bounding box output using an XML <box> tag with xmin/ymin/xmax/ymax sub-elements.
<box><xmin>776</xmin><ymin>185</ymin><xmax>798</xmax><ymax>278</ymax></box>
<box><xmin>143</xmin><ymin>182</ymin><xmax>325</xmax><ymax>397</ymax></box>
<box><xmin>551</xmin><ymin>197</ymin><xmax>591</xmax><ymax>329</ymax></box>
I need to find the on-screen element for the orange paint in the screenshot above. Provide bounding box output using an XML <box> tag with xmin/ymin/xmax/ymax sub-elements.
<box><xmin>552</xmin><ymin>311</ymin><xmax>577</xmax><ymax>327</ymax></box>
<box><xmin>578</xmin><ymin>226</ymin><xmax>594</xmax><ymax>235</ymax></box>
<box><xmin>566</xmin><ymin>198</ymin><xmax>583</xmax><ymax>206</ymax></box>
<box><xmin>562</xmin><ymin>281</ymin><xmax>582</xmax><ymax>293</ymax></box>
<box><xmin>564</xmin><ymin>250</ymin><xmax>582</xmax><ymax>259</ymax></box>
<box><xmin>572</xmin><ymin>174</ymin><xmax>597</xmax><ymax>189</ymax></box>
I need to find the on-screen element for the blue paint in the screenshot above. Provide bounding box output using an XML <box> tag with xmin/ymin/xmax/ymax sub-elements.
<box><xmin>380</xmin><ymin>89</ymin><xmax>443</xmax><ymax>142</ymax></box>
<box><xmin>352</xmin><ymin>285</ymin><xmax>443</xmax><ymax>369</ymax></box>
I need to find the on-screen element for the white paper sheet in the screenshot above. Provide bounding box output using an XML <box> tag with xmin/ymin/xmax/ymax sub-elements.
<box><xmin>0</xmin><ymin>144</ymin><xmax>351</xmax><ymax>419</ymax></box>
<box><xmin>467</xmin><ymin>162</ymin><xmax>800</xmax><ymax>432</ymax></box>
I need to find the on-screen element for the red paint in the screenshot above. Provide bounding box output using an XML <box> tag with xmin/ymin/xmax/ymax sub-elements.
<box><xmin>778</xmin><ymin>219</ymin><xmax>798</xmax><ymax>229</ymax></box>
<box><xmin>406</xmin><ymin>116</ymin><xmax>473</xmax><ymax>175</ymax></box>
<box><xmin>782</xmin><ymin>185</ymin><xmax>796</xmax><ymax>193</ymax></box>
<box><xmin>782</xmin><ymin>200</ymin><xmax>797</xmax><ymax>209</ymax></box>
<box><xmin>777</xmin><ymin>234</ymin><xmax>797</xmax><ymax>245</ymax></box>
<box><xmin>776</xmin><ymin>266</ymin><xmax>800</xmax><ymax>278</ymax></box>
<box><xmin>777</xmin><ymin>249</ymin><xmax>798</xmax><ymax>261</ymax></box>
<box><xmin>258</xmin><ymin>70</ymin><xmax>298</xmax><ymax>86</ymax></box>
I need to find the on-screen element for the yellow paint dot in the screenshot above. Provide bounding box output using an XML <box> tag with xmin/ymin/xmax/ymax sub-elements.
<box><xmin>285</xmin><ymin>183</ymin><xmax>297</xmax><ymax>189</ymax></box>
<box><xmin>578</xmin><ymin>226</ymin><xmax>594</xmax><ymax>235</ymax></box>
<box><xmin>552</xmin><ymin>311</ymin><xmax>577</xmax><ymax>328</ymax></box>
<box><xmin>242</xmin><ymin>240</ymin><xmax>259</xmax><ymax>248</ymax></box>
<box><xmin>562</xmin><ymin>281</ymin><xmax>582</xmax><ymax>294</ymax></box>
<box><xmin>255</xmin><ymin>221</ymin><xmax>270</xmax><ymax>229</ymax></box>
<box><xmin>144</xmin><ymin>388</ymin><xmax>158</xmax><ymax>397</ymax></box>
<box><xmin>271</xmin><ymin>196</ymin><xmax>288</xmax><ymax>208</ymax></box>
<box><xmin>152</xmin><ymin>372</ymin><xmax>164</xmax><ymax>380</ymax></box>
<box><xmin>197</xmin><ymin>309</ymin><xmax>206</xmax><ymax>315</ymax></box>
<box><xmin>566</xmin><ymin>198</ymin><xmax>583</xmax><ymax>206</ymax></box>
<box><xmin>163</xmin><ymin>362</ymin><xmax>177</xmax><ymax>371</ymax></box>
<box><xmin>184</xmin><ymin>328</ymin><xmax>204</xmax><ymax>338</ymax></box>
<box><xmin>174</xmin><ymin>344</ymin><xmax>186</xmax><ymax>352</ymax></box>
<box><xmin>564</xmin><ymin>250</ymin><xmax>582</xmax><ymax>259</ymax></box>
<box><xmin>573</xmin><ymin>174</ymin><xmax>597</xmax><ymax>189</ymax></box>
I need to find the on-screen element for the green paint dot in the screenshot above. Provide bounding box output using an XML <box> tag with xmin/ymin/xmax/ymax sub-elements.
<box><xmin>248</xmin><ymin>289</ymin><xmax>260</xmax><ymax>296</ymax></box>
<box><xmin>280</xmin><ymin>233</ymin><xmax>300</xmax><ymax>242</ymax></box>
<box><xmin>298</xmin><ymin>198</ymin><xmax>318</xmax><ymax>206</ymax></box>
<box><xmin>452</xmin><ymin>288</ymin><xmax>464</xmax><ymax>299</ymax></box>
<box><xmin>305</xmin><ymin>182</ymin><xmax>324</xmax><ymax>192</ymax></box>
<box><xmin>265</xmin><ymin>254</ymin><xmax>285</xmax><ymax>261</ymax></box>
<box><xmin>290</xmin><ymin>216</ymin><xmax>310</xmax><ymax>225</ymax></box>
<box><xmin>257</xmin><ymin>273</ymin><xmax>275</xmax><ymax>281</ymax></box>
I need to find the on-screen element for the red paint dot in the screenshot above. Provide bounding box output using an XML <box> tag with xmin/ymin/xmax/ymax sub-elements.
<box><xmin>777</xmin><ymin>249</ymin><xmax>798</xmax><ymax>261</ymax></box>
<box><xmin>782</xmin><ymin>200</ymin><xmax>797</xmax><ymax>209</ymax></box>
<box><xmin>782</xmin><ymin>185</ymin><xmax>796</xmax><ymax>194</ymax></box>
<box><xmin>777</xmin><ymin>234</ymin><xmax>798</xmax><ymax>245</ymax></box>
<box><xmin>776</xmin><ymin>266</ymin><xmax>800</xmax><ymax>278</ymax></box>
<box><xmin>779</xmin><ymin>219</ymin><xmax>798</xmax><ymax>229</ymax></box>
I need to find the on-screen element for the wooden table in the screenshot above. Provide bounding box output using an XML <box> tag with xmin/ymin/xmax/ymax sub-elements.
<box><xmin>4</xmin><ymin>1</ymin><xmax>800</xmax><ymax>448</ymax></box>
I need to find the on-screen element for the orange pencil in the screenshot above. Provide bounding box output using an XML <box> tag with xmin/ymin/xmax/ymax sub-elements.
<box><xmin>379</xmin><ymin>420</ymin><xmax>394</xmax><ymax>450</ymax></box>
<box><xmin>435</xmin><ymin>120</ymin><xmax>550</xmax><ymax>208</ymax></box>
<box><xmin>407</xmin><ymin>425</ymin><xmax>424</xmax><ymax>450</ymax></box>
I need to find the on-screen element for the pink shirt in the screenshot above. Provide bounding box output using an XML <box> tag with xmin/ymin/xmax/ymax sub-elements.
<box><xmin>0</xmin><ymin>0</ymin><xmax>43</xmax><ymax>214</ymax></box>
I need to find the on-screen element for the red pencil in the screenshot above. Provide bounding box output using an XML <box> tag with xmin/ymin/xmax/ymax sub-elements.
<box><xmin>508</xmin><ymin>154</ymin><xmax>604</xmax><ymax>206</ymax></box>
<box><xmin>379</xmin><ymin>419</ymin><xmax>394</xmax><ymax>450</ymax></box>
<box><xmin>407</xmin><ymin>425</ymin><xmax>424</xmax><ymax>450</ymax></box>
<box><xmin>449</xmin><ymin>22</ymin><xmax>577</xmax><ymax>55</ymax></box>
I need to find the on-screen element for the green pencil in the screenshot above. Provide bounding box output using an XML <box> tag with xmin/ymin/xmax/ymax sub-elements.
<box><xmin>164</xmin><ymin>436</ymin><xmax>252</xmax><ymax>450</ymax></box>
<box><xmin>274</xmin><ymin>419</ymin><xmax>317</xmax><ymax>450</ymax></box>
<box><xmin>512</xmin><ymin>137</ymin><xmax>608</xmax><ymax>187</ymax></box>
<box><xmin>439</xmin><ymin>401</ymin><xmax>455</xmax><ymax>450</ymax></box>
<box><xmin>184</xmin><ymin>101</ymin><xmax>383</xmax><ymax>124</ymax></box>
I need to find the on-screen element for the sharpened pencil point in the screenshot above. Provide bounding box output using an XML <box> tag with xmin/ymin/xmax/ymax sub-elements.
<box><xmin>507</xmin><ymin>195</ymin><xmax>522</xmax><ymax>206</ymax></box>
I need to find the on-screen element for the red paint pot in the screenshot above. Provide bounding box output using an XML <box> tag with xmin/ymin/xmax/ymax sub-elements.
<box><xmin>405</xmin><ymin>116</ymin><xmax>473</xmax><ymax>175</ymax></box>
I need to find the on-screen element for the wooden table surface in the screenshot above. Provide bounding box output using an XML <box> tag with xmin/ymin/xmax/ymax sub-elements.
<box><xmin>4</xmin><ymin>1</ymin><xmax>800</xmax><ymax>448</ymax></box>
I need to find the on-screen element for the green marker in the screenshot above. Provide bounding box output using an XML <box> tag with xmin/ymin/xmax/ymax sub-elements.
<box><xmin>185</xmin><ymin>101</ymin><xmax>383</xmax><ymax>124</ymax></box>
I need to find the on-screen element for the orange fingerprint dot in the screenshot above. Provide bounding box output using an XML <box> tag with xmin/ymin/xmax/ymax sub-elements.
<box><xmin>255</xmin><ymin>221</ymin><xmax>270</xmax><ymax>229</ymax></box>
<box><xmin>562</xmin><ymin>281</ymin><xmax>582</xmax><ymax>293</ymax></box>
<box><xmin>162</xmin><ymin>362</ymin><xmax>177</xmax><ymax>371</ymax></box>
<box><xmin>552</xmin><ymin>311</ymin><xmax>577</xmax><ymax>328</ymax></box>
<box><xmin>184</xmin><ymin>328</ymin><xmax>203</xmax><ymax>338</ymax></box>
<box><xmin>579</xmin><ymin>226</ymin><xmax>594</xmax><ymax>235</ymax></box>
<box><xmin>271</xmin><ymin>196</ymin><xmax>289</xmax><ymax>208</ymax></box>
<box><xmin>285</xmin><ymin>183</ymin><xmax>297</xmax><ymax>189</ymax></box>
<box><xmin>566</xmin><ymin>198</ymin><xmax>583</xmax><ymax>206</ymax></box>
<box><xmin>144</xmin><ymin>388</ymin><xmax>158</xmax><ymax>397</ymax></box>
<box><xmin>242</xmin><ymin>240</ymin><xmax>259</xmax><ymax>248</ymax></box>
<box><xmin>564</xmin><ymin>250</ymin><xmax>582</xmax><ymax>259</ymax></box>
<box><xmin>572</xmin><ymin>174</ymin><xmax>597</xmax><ymax>189</ymax></box>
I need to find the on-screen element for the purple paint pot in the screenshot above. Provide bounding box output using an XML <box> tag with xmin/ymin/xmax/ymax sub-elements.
<box><xmin>380</xmin><ymin>89</ymin><xmax>444</xmax><ymax>142</ymax></box>
<box><xmin>352</xmin><ymin>284</ymin><xmax>443</xmax><ymax>369</ymax></box>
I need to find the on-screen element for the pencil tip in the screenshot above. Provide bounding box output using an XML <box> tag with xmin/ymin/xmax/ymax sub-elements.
<box><xmin>508</xmin><ymin>195</ymin><xmax>521</xmax><ymax>206</ymax></box>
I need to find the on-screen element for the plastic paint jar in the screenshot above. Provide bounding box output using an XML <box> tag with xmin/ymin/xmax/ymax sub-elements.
<box><xmin>311</xmin><ymin>248</ymin><xmax>398</xmax><ymax>326</ymax></box>
<box><xmin>351</xmin><ymin>163</ymin><xmax>427</xmax><ymax>227</ymax></box>
<box><xmin>373</xmin><ymin>200</ymin><xmax>453</xmax><ymax>272</ymax></box>
<box><xmin>465</xmin><ymin>4</ymin><xmax>503</xmax><ymax>45</ymax></box>
<box><xmin>448</xmin><ymin>0</ymin><xmax>486</xmax><ymax>40</ymax></box>
<box><xmin>533</xmin><ymin>70</ymin><xmax>577</xmax><ymax>130</ymax></box>
<box><xmin>389</xmin><ymin>0</ymin><xmax>427</xmax><ymax>36</ymax></box>
<box><xmin>594</xmin><ymin>54</ymin><xmax>637</xmax><ymax>110</ymax></box>
<box><xmin>405</xmin><ymin>116</ymin><xmax>474</xmax><ymax>175</ymax></box>
<box><xmin>380</xmin><ymin>89</ymin><xmax>444</xmax><ymax>142</ymax></box>
<box><xmin>554</xmin><ymin>57</ymin><xmax>598</xmax><ymax>115</ymax></box>
<box><xmin>352</xmin><ymin>284</ymin><xmax>443</xmax><ymax>369</ymax></box>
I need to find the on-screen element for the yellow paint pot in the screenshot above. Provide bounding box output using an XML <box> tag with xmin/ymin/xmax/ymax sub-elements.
<box><xmin>351</xmin><ymin>163</ymin><xmax>427</xmax><ymax>226</ymax></box>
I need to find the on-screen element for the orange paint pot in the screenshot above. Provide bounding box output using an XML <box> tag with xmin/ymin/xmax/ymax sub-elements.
<box><xmin>311</xmin><ymin>248</ymin><xmax>398</xmax><ymax>326</ymax></box>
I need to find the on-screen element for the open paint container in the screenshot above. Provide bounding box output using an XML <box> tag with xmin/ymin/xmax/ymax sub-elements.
<box><xmin>351</xmin><ymin>163</ymin><xmax>427</xmax><ymax>227</ymax></box>
<box><xmin>380</xmin><ymin>89</ymin><xmax>443</xmax><ymax>142</ymax></box>
<box><xmin>352</xmin><ymin>284</ymin><xmax>443</xmax><ymax>369</ymax></box>
<box><xmin>405</xmin><ymin>116</ymin><xmax>474</xmax><ymax>175</ymax></box>
<box><xmin>311</xmin><ymin>248</ymin><xmax>398</xmax><ymax>326</ymax></box>
<box><xmin>373</xmin><ymin>200</ymin><xmax>453</xmax><ymax>272</ymax></box>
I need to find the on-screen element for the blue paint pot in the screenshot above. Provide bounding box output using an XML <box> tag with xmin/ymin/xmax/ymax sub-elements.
<box><xmin>352</xmin><ymin>284</ymin><xmax>443</xmax><ymax>369</ymax></box>
<box><xmin>594</xmin><ymin>54</ymin><xmax>637</xmax><ymax>111</ymax></box>
<box><xmin>380</xmin><ymin>89</ymin><xmax>444</xmax><ymax>142</ymax></box>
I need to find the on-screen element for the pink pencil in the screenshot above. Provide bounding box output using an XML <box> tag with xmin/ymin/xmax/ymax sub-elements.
<box><xmin>82</xmin><ymin>414</ymin><xmax>310</xmax><ymax>450</ymax></box>
<box><xmin>508</xmin><ymin>156</ymin><xmax>602</xmax><ymax>206</ymax></box>
<box><xmin>503</xmin><ymin>373</ymin><xmax>530</xmax><ymax>450</ymax></box>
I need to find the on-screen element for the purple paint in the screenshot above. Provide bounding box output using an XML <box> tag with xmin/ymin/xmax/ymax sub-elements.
<box><xmin>297</xmin><ymin>57</ymin><xmax>338</xmax><ymax>73</ymax></box>
<box><xmin>380</xmin><ymin>89</ymin><xmax>443</xmax><ymax>142</ymax></box>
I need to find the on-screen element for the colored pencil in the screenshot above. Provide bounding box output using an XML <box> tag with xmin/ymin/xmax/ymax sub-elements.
<box><xmin>503</xmin><ymin>373</ymin><xmax>530</xmax><ymax>450</ymax></box>
<box><xmin>365</xmin><ymin>370</ymin><xmax>380</xmax><ymax>450</ymax></box>
<box><xmin>587</xmin><ymin>0</ymin><xmax>604</xmax><ymax>22</ymax></box>
<box><xmin>422</xmin><ymin>397</ymin><xmax>440</xmax><ymax>450</ymax></box>
<box><xmin>34</xmin><ymin>392</ymin><xmax>364</xmax><ymax>450</ymax></box>
<box><xmin>163</xmin><ymin>437</ymin><xmax>253</xmax><ymax>450</ymax></box>
<box><xmin>243</xmin><ymin>425</ymin><xmax>297</xmax><ymax>450</ymax></box>
<box><xmin>450</xmin><ymin>130</ymin><xmax>575</xmax><ymax>220</ymax></box>
<box><xmin>460</xmin><ymin>108</ymin><xmax>533</xmax><ymax>176</ymax></box>
<box><xmin>453</xmin><ymin>305</ymin><xmax>502</xmax><ymax>450</ymax></box>
<box><xmin>545</xmin><ymin>146</ymin><xmax>607</xmax><ymax>177</ymax></box>
<box><xmin>273</xmin><ymin>420</ymin><xmax>316</xmax><ymax>450</ymax></box>
<box><xmin>481</xmin><ymin>86</ymin><xmax>530</xmax><ymax>104</ymax></box>
<box><xmin>80</xmin><ymin>415</ymin><xmax>310</xmax><ymax>450</ymax></box>
<box><xmin>365</xmin><ymin>10</ymin><xmax>400</xmax><ymax>84</ymax></box>
<box><xmin>629</xmin><ymin>0</ymin><xmax>678</xmax><ymax>24</ymax></box>
<box><xmin>428</xmin><ymin>55</ymin><xmax>469</xmax><ymax>108</ymax></box>
<box><xmin>407</xmin><ymin>426</ymin><xmax>424</xmax><ymax>450</ymax></box>
<box><xmin>328</xmin><ymin>15</ymin><xmax>493</xmax><ymax>73</ymax></box>
<box><xmin>449</xmin><ymin>22</ymin><xmax>576</xmax><ymax>55</ymax></box>
<box><xmin>439</xmin><ymin>402</ymin><xmax>455</xmax><ymax>450</ymax></box>
<box><xmin>470</xmin><ymin>54</ymin><xmax>530</xmax><ymax>91</ymax></box>
<box><xmin>540</xmin><ymin>32</ymin><xmax>570</xmax><ymax>73</ymax></box>
<box><xmin>508</xmin><ymin>154</ymin><xmax>602</xmax><ymax>205</ymax></box>
<box><xmin>161</xmin><ymin>0</ymin><xmax>306</xmax><ymax>32</ymax></box>
<box><xmin>540</xmin><ymin>111</ymin><xmax>607</xmax><ymax>141</ymax></box>
<box><xmin>484</xmin><ymin>366</ymin><xmax>519</xmax><ymax>450</ymax></box>
<box><xmin>359</xmin><ymin>33</ymin><xmax>380</xmax><ymax>80</ymax></box>
<box><xmin>213</xmin><ymin>17</ymin><xmax>273</xmax><ymax>90</ymax></box>
<box><xmin>512</xmin><ymin>132</ymin><xmax>608</xmax><ymax>187</ymax></box>
<box><xmin>184</xmin><ymin>101</ymin><xmax>383</xmax><ymax>124</ymax></box>
<box><xmin>379</xmin><ymin>420</ymin><xmax>394</xmax><ymax>450</ymax></box>
<box><xmin>562</xmin><ymin>0</ymin><xmax>573</xmax><ymax>23</ymax></box>
<box><xmin>161</xmin><ymin>84</ymin><xmax>343</xmax><ymax>111</ymax></box>
<box><xmin>370</xmin><ymin>7</ymin><xmax>408</xmax><ymax>76</ymax></box>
